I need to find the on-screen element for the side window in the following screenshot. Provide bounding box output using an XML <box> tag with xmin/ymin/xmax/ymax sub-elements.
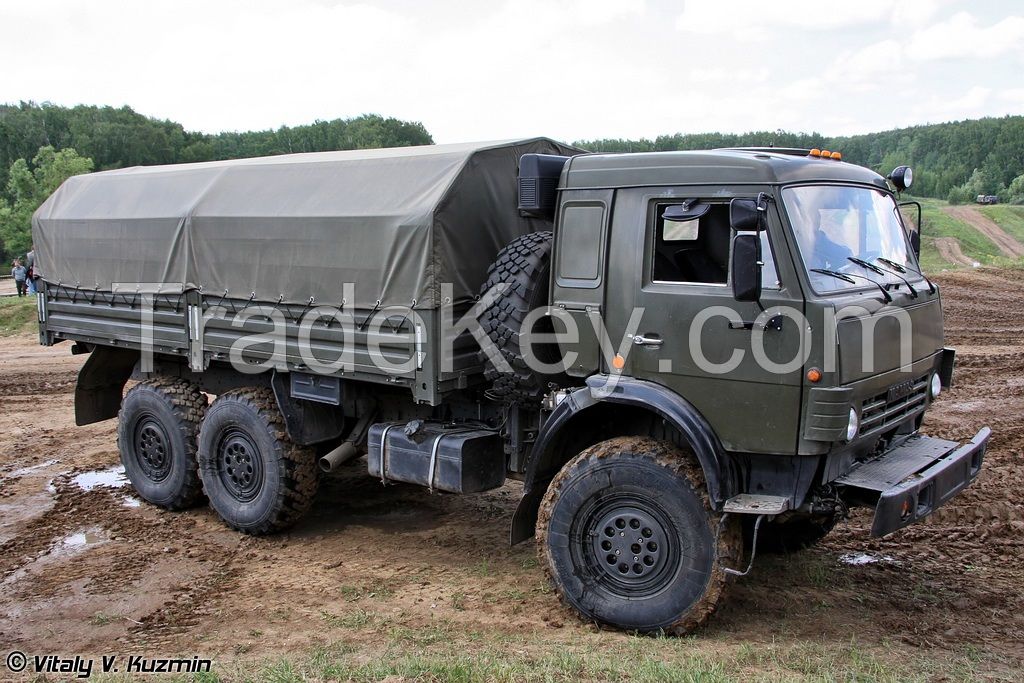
<box><xmin>652</xmin><ymin>203</ymin><xmax>731</xmax><ymax>284</ymax></box>
<box><xmin>556</xmin><ymin>202</ymin><xmax>607</xmax><ymax>288</ymax></box>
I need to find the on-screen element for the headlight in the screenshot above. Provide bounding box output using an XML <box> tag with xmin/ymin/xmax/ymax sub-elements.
<box><xmin>889</xmin><ymin>165</ymin><xmax>913</xmax><ymax>191</ymax></box>
<box><xmin>846</xmin><ymin>407</ymin><xmax>860</xmax><ymax>441</ymax></box>
<box><xmin>930</xmin><ymin>373</ymin><xmax>942</xmax><ymax>398</ymax></box>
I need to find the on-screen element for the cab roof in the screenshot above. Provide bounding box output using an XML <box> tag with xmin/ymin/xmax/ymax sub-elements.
<box><xmin>562</xmin><ymin>148</ymin><xmax>890</xmax><ymax>191</ymax></box>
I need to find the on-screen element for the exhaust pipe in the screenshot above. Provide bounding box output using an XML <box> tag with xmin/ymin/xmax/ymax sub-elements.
<box><xmin>319</xmin><ymin>441</ymin><xmax>359</xmax><ymax>473</ymax></box>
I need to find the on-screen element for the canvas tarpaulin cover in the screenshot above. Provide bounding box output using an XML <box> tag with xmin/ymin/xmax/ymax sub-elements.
<box><xmin>33</xmin><ymin>138</ymin><xmax>579</xmax><ymax>309</ymax></box>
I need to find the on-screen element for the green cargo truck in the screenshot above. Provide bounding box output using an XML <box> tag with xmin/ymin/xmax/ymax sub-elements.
<box><xmin>33</xmin><ymin>140</ymin><xmax>990</xmax><ymax>634</ymax></box>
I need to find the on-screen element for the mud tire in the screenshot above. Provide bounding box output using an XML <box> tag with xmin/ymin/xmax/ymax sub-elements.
<box><xmin>117</xmin><ymin>377</ymin><xmax>207</xmax><ymax>510</ymax></box>
<box><xmin>198</xmin><ymin>387</ymin><xmax>318</xmax><ymax>535</ymax></box>
<box><xmin>537</xmin><ymin>436</ymin><xmax>741</xmax><ymax>634</ymax></box>
<box><xmin>478</xmin><ymin>231</ymin><xmax>568</xmax><ymax>402</ymax></box>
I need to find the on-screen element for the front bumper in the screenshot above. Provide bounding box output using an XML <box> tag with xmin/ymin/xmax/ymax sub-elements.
<box><xmin>835</xmin><ymin>427</ymin><xmax>990</xmax><ymax>537</ymax></box>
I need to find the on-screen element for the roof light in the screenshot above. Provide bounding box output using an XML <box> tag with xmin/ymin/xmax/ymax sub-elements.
<box><xmin>809</xmin><ymin>148</ymin><xmax>821</xmax><ymax>157</ymax></box>
<box><xmin>830</xmin><ymin>151</ymin><xmax>842</xmax><ymax>160</ymax></box>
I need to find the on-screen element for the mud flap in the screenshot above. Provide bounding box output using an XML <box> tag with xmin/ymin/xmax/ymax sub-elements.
<box><xmin>75</xmin><ymin>346</ymin><xmax>139</xmax><ymax>425</ymax></box>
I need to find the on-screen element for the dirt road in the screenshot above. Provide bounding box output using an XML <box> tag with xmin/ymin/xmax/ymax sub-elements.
<box><xmin>934</xmin><ymin>236</ymin><xmax>979</xmax><ymax>267</ymax></box>
<box><xmin>944</xmin><ymin>205</ymin><xmax>1024</xmax><ymax>258</ymax></box>
<box><xmin>1</xmin><ymin>269</ymin><xmax>1023</xmax><ymax>679</ymax></box>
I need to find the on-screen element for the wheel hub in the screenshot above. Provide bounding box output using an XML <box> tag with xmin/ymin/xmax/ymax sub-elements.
<box><xmin>217</xmin><ymin>429</ymin><xmax>263</xmax><ymax>502</ymax></box>
<box><xmin>592</xmin><ymin>505</ymin><xmax>668</xmax><ymax>582</ymax></box>
<box><xmin>133</xmin><ymin>416</ymin><xmax>171</xmax><ymax>482</ymax></box>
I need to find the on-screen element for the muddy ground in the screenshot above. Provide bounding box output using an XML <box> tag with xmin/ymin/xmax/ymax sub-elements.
<box><xmin>0</xmin><ymin>268</ymin><xmax>1022</xmax><ymax>680</ymax></box>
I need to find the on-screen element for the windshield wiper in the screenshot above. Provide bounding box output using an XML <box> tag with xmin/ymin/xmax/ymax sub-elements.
<box><xmin>876</xmin><ymin>257</ymin><xmax>936</xmax><ymax>295</ymax></box>
<box><xmin>810</xmin><ymin>268</ymin><xmax>855</xmax><ymax>284</ymax></box>
<box><xmin>877</xmin><ymin>257</ymin><xmax>905</xmax><ymax>273</ymax></box>
<box><xmin>811</xmin><ymin>268</ymin><xmax>892</xmax><ymax>303</ymax></box>
<box><xmin>847</xmin><ymin>256</ymin><xmax>886</xmax><ymax>276</ymax></box>
<box><xmin>871</xmin><ymin>259</ymin><xmax>919</xmax><ymax>298</ymax></box>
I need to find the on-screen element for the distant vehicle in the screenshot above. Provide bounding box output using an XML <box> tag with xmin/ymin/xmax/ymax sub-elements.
<box><xmin>977</xmin><ymin>194</ymin><xmax>999</xmax><ymax>204</ymax></box>
<box><xmin>33</xmin><ymin>142</ymin><xmax>989</xmax><ymax>635</ymax></box>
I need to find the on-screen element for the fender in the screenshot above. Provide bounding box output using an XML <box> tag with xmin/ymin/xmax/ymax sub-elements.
<box><xmin>510</xmin><ymin>375</ymin><xmax>734</xmax><ymax>544</ymax></box>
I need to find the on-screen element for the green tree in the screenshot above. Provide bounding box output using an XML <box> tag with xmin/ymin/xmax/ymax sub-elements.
<box><xmin>0</xmin><ymin>146</ymin><xmax>93</xmax><ymax>261</ymax></box>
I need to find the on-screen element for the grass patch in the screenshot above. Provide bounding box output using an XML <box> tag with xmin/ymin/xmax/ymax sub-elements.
<box><xmin>912</xmin><ymin>198</ymin><xmax>1004</xmax><ymax>273</ymax></box>
<box><xmin>162</xmin><ymin>637</ymin><xmax>985</xmax><ymax>683</ymax></box>
<box><xmin>980</xmin><ymin>204</ymin><xmax>1024</xmax><ymax>244</ymax></box>
<box><xmin>0</xmin><ymin>295</ymin><xmax>36</xmax><ymax>335</ymax></box>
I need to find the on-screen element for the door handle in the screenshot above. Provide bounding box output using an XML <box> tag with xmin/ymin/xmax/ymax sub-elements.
<box><xmin>632</xmin><ymin>334</ymin><xmax>663</xmax><ymax>347</ymax></box>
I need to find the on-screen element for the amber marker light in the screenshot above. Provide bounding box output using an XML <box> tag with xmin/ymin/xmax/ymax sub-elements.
<box><xmin>806</xmin><ymin>367</ymin><xmax>822</xmax><ymax>383</ymax></box>
<box><xmin>830</xmin><ymin>151</ymin><xmax>842</xmax><ymax>160</ymax></box>
<box><xmin>809</xmin><ymin>148</ymin><xmax>822</xmax><ymax>157</ymax></box>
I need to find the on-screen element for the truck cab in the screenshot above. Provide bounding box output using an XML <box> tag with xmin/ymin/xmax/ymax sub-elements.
<box><xmin>508</xmin><ymin>149</ymin><xmax>989</xmax><ymax>626</ymax></box>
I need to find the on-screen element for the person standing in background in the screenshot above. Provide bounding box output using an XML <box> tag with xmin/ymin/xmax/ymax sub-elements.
<box><xmin>25</xmin><ymin>245</ymin><xmax>37</xmax><ymax>294</ymax></box>
<box><xmin>11</xmin><ymin>259</ymin><xmax>27</xmax><ymax>296</ymax></box>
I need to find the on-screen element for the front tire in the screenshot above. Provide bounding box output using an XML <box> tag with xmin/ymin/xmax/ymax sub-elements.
<box><xmin>198</xmin><ymin>388</ymin><xmax>318</xmax><ymax>535</ymax></box>
<box><xmin>537</xmin><ymin>436</ymin><xmax>740</xmax><ymax>634</ymax></box>
<box><xmin>117</xmin><ymin>377</ymin><xmax>207</xmax><ymax>509</ymax></box>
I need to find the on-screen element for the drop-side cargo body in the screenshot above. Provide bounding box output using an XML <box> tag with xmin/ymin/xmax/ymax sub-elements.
<box><xmin>33</xmin><ymin>138</ymin><xmax>579</xmax><ymax>404</ymax></box>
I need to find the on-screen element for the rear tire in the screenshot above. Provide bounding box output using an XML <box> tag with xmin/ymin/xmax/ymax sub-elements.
<box><xmin>537</xmin><ymin>436</ymin><xmax>741</xmax><ymax>634</ymax></box>
<box><xmin>117</xmin><ymin>377</ymin><xmax>207</xmax><ymax>509</ymax></box>
<box><xmin>198</xmin><ymin>387</ymin><xmax>318</xmax><ymax>535</ymax></box>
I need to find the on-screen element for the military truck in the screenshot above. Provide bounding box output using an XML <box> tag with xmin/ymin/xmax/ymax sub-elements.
<box><xmin>33</xmin><ymin>140</ymin><xmax>990</xmax><ymax>634</ymax></box>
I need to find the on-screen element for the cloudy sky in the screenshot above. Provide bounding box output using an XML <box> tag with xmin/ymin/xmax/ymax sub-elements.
<box><xmin>2</xmin><ymin>0</ymin><xmax>1022</xmax><ymax>143</ymax></box>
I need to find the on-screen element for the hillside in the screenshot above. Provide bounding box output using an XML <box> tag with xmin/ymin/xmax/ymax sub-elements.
<box><xmin>2</xmin><ymin>102</ymin><xmax>1023</xmax><ymax>269</ymax></box>
<box><xmin>578</xmin><ymin>115</ymin><xmax>1024</xmax><ymax>204</ymax></box>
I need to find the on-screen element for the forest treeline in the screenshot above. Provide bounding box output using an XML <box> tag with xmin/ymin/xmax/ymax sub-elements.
<box><xmin>0</xmin><ymin>102</ymin><xmax>433</xmax><ymax>260</ymax></box>
<box><xmin>0</xmin><ymin>102</ymin><xmax>432</xmax><ymax>204</ymax></box>
<box><xmin>577</xmin><ymin>115</ymin><xmax>1024</xmax><ymax>203</ymax></box>
<box><xmin>2</xmin><ymin>102</ymin><xmax>1023</xmax><ymax>261</ymax></box>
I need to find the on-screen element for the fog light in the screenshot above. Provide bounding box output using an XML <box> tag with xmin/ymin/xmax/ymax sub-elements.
<box><xmin>930</xmin><ymin>373</ymin><xmax>942</xmax><ymax>398</ymax></box>
<box><xmin>846</xmin><ymin>407</ymin><xmax>859</xmax><ymax>441</ymax></box>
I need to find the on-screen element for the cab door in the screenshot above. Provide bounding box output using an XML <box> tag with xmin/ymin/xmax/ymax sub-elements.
<box><xmin>602</xmin><ymin>186</ymin><xmax>804</xmax><ymax>455</ymax></box>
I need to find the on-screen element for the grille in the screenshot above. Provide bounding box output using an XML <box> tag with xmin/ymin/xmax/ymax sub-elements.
<box><xmin>860</xmin><ymin>374</ymin><xmax>929</xmax><ymax>434</ymax></box>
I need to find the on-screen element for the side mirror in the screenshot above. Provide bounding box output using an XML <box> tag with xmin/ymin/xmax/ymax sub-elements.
<box><xmin>731</xmin><ymin>233</ymin><xmax>762</xmax><ymax>302</ymax></box>
<box><xmin>729</xmin><ymin>198</ymin><xmax>760</xmax><ymax>231</ymax></box>
<box><xmin>899</xmin><ymin>200</ymin><xmax>922</xmax><ymax>258</ymax></box>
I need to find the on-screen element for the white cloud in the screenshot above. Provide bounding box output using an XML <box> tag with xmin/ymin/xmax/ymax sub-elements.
<box><xmin>906</xmin><ymin>12</ymin><xmax>1024</xmax><ymax>60</ymax></box>
<box><xmin>0</xmin><ymin>0</ymin><xmax>1021</xmax><ymax>145</ymax></box>
<box><xmin>675</xmin><ymin>0</ymin><xmax>931</xmax><ymax>38</ymax></box>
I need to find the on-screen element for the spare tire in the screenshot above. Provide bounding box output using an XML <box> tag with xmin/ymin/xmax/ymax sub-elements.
<box><xmin>478</xmin><ymin>231</ymin><xmax>568</xmax><ymax>402</ymax></box>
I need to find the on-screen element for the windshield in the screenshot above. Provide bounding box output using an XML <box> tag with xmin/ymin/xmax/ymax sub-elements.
<box><xmin>783</xmin><ymin>185</ymin><xmax>921</xmax><ymax>293</ymax></box>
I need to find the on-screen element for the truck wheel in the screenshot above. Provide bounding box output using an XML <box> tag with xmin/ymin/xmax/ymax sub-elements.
<box><xmin>537</xmin><ymin>436</ymin><xmax>741</xmax><ymax>634</ymax></box>
<box><xmin>748</xmin><ymin>514</ymin><xmax>839</xmax><ymax>554</ymax></box>
<box><xmin>478</xmin><ymin>231</ymin><xmax>568</xmax><ymax>402</ymax></box>
<box><xmin>117</xmin><ymin>377</ymin><xmax>207</xmax><ymax>509</ymax></box>
<box><xmin>198</xmin><ymin>387</ymin><xmax>318</xmax><ymax>535</ymax></box>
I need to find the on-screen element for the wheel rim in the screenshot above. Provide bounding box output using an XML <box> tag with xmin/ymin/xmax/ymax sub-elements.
<box><xmin>575</xmin><ymin>494</ymin><xmax>680</xmax><ymax>597</ymax></box>
<box><xmin>216</xmin><ymin>428</ymin><xmax>263</xmax><ymax>502</ymax></box>
<box><xmin>132</xmin><ymin>414</ymin><xmax>172</xmax><ymax>482</ymax></box>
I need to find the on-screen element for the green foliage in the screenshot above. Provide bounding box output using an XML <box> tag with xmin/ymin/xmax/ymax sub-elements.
<box><xmin>0</xmin><ymin>103</ymin><xmax>434</xmax><ymax>262</ymax></box>
<box><xmin>579</xmin><ymin>116</ymin><xmax>1024</xmax><ymax>202</ymax></box>
<box><xmin>0</xmin><ymin>102</ymin><xmax>434</xmax><ymax>204</ymax></box>
<box><xmin>1005</xmin><ymin>173</ymin><xmax>1024</xmax><ymax>204</ymax></box>
<box><xmin>0</xmin><ymin>145</ymin><xmax>93</xmax><ymax>261</ymax></box>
